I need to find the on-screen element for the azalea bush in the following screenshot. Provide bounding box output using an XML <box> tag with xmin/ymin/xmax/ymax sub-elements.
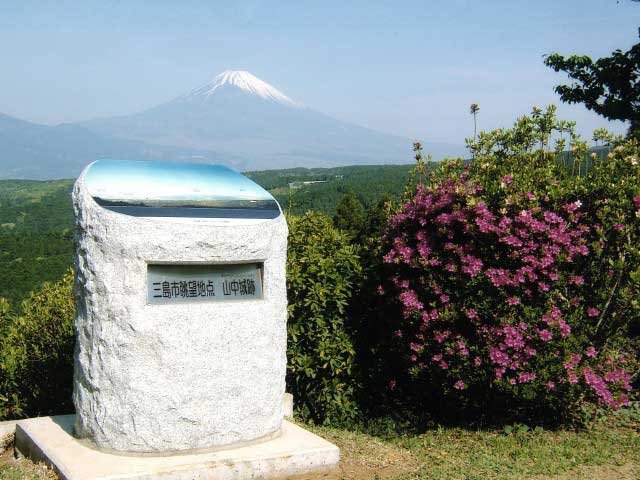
<box><xmin>381</xmin><ymin>107</ymin><xmax>639</xmax><ymax>420</ymax></box>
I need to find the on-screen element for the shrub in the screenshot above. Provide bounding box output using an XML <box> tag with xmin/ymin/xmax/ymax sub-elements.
<box><xmin>0</xmin><ymin>213</ymin><xmax>366</xmax><ymax>426</ymax></box>
<box><xmin>333</xmin><ymin>191</ymin><xmax>365</xmax><ymax>238</ymax></box>
<box><xmin>381</xmin><ymin>108</ymin><xmax>639</xmax><ymax>421</ymax></box>
<box><xmin>0</xmin><ymin>271</ymin><xmax>75</xmax><ymax>420</ymax></box>
<box><xmin>286</xmin><ymin>212</ymin><xmax>362</xmax><ymax>425</ymax></box>
<box><xmin>468</xmin><ymin>107</ymin><xmax>640</xmax><ymax>347</ymax></box>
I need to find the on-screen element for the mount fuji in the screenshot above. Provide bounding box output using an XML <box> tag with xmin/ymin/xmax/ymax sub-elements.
<box><xmin>0</xmin><ymin>71</ymin><xmax>465</xmax><ymax>179</ymax></box>
<box><xmin>79</xmin><ymin>70</ymin><xmax>464</xmax><ymax>170</ymax></box>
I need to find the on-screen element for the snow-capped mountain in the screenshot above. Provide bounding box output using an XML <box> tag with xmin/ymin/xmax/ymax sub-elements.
<box><xmin>179</xmin><ymin>70</ymin><xmax>299</xmax><ymax>107</ymax></box>
<box><xmin>79</xmin><ymin>70</ymin><xmax>464</xmax><ymax>170</ymax></box>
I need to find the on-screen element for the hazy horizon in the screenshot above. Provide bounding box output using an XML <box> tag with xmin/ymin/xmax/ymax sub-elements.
<box><xmin>0</xmin><ymin>1</ymin><xmax>639</xmax><ymax>146</ymax></box>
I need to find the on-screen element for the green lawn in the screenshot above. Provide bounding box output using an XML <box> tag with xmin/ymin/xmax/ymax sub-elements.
<box><xmin>303</xmin><ymin>412</ymin><xmax>639</xmax><ymax>480</ymax></box>
<box><xmin>2</xmin><ymin>413</ymin><xmax>638</xmax><ymax>480</ymax></box>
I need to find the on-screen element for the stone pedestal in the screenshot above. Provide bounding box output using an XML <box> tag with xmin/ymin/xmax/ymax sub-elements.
<box><xmin>15</xmin><ymin>415</ymin><xmax>340</xmax><ymax>480</ymax></box>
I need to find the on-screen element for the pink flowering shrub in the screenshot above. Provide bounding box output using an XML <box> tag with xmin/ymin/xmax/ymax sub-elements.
<box><xmin>383</xmin><ymin>176</ymin><xmax>635</xmax><ymax>411</ymax></box>
<box><xmin>381</xmin><ymin>108</ymin><xmax>639</xmax><ymax>417</ymax></box>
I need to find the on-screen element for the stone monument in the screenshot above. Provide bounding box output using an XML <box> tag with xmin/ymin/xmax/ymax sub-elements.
<box><xmin>15</xmin><ymin>159</ymin><xmax>339</xmax><ymax>479</ymax></box>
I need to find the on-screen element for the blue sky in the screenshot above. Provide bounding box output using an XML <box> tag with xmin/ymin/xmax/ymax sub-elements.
<box><xmin>0</xmin><ymin>0</ymin><xmax>638</xmax><ymax>145</ymax></box>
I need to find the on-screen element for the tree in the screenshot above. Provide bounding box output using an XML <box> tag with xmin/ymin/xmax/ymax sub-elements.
<box><xmin>544</xmin><ymin>41</ymin><xmax>640</xmax><ymax>138</ymax></box>
<box><xmin>333</xmin><ymin>192</ymin><xmax>365</xmax><ymax>238</ymax></box>
<box><xmin>470</xmin><ymin>103</ymin><xmax>480</xmax><ymax>143</ymax></box>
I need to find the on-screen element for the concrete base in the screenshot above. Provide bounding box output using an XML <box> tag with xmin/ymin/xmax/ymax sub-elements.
<box><xmin>15</xmin><ymin>415</ymin><xmax>339</xmax><ymax>480</ymax></box>
<box><xmin>0</xmin><ymin>419</ymin><xmax>22</xmax><ymax>439</ymax></box>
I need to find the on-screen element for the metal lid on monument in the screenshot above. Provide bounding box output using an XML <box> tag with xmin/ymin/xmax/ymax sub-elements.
<box><xmin>84</xmin><ymin>159</ymin><xmax>281</xmax><ymax>219</ymax></box>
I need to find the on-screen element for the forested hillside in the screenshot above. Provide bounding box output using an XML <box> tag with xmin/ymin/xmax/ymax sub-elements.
<box><xmin>246</xmin><ymin>164</ymin><xmax>413</xmax><ymax>215</ymax></box>
<box><xmin>0</xmin><ymin>180</ymin><xmax>74</xmax><ymax>305</ymax></box>
<box><xmin>0</xmin><ymin>165</ymin><xmax>414</xmax><ymax>306</ymax></box>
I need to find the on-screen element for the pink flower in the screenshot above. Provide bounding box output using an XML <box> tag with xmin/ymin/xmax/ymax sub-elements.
<box><xmin>507</xmin><ymin>297</ymin><xmax>520</xmax><ymax>306</ymax></box>
<box><xmin>587</xmin><ymin>307</ymin><xmax>600</xmax><ymax>317</ymax></box>
<box><xmin>465</xmin><ymin>309</ymin><xmax>478</xmax><ymax>320</ymax></box>
<box><xmin>518</xmin><ymin>372</ymin><xmax>536</xmax><ymax>383</ymax></box>
<box><xmin>453</xmin><ymin>380</ymin><xmax>466</xmax><ymax>390</ymax></box>
<box><xmin>474</xmin><ymin>357</ymin><xmax>482</xmax><ymax>366</ymax></box>
<box><xmin>502</xmin><ymin>175</ymin><xmax>514</xmax><ymax>186</ymax></box>
<box><xmin>586</xmin><ymin>346</ymin><xmax>598</xmax><ymax>358</ymax></box>
<box><xmin>583</xmin><ymin>368</ymin><xmax>618</xmax><ymax>408</ymax></box>
<box><xmin>546</xmin><ymin>381</ymin><xmax>555</xmax><ymax>391</ymax></box>
<box><xmin>399</xmin><ymin>290</ymin><xmax>423</xmax><ymax>312</ymax></box>
<box><xmin>432</xmin><ymin>354</ymin><xmax>443</xmax><ymax>362</ymax></box>
<box><xmin>557</xmin><ymin>320</ymin><xmax>571</xmax><ymax>338</ymax></box>
<box><xmin>439</xmin><ymin>360</ymin><xmax>449</xmax><ymax>370</ymax></box>
<box><xmin>614</xmin><ymin>223</ymin><xmax>625</xmax><ymax>232</ymax></box>
<box><xmin>388</xmin><ymin>379</ymin><xmax>396</xmax><ymax>390</ymax></box>
<box><xmin>538</xmin><ymin>329</ymin><xmax>553</xmax><ymax>342</ymax></box>
<box><xmin>538</xmin><ymin>282</ymin><xmax>550</xmax><ymax>292</ymax></box>
<box><xmin>489</xmin><ymin>347</ymin><xmax>510</xmax><ymax>366</ymax></box>
<box><xmin>564</xmin><ymin>202</ymin><xmax>580</xmax><ymax>213</ymax></box>
<box><xmin>434</xmin><ymin>331</ymin><xmax>449</xmax><ymax>343</ymax></box>
<box><xmin>461</xmin><ymin>255</ymin><xmax>483</xmax><ymax>277</ymax></box>
<box><xmin>503</xmin><ymin>325</ymin><xmax>525</xmax><ymax>350</ymax></box>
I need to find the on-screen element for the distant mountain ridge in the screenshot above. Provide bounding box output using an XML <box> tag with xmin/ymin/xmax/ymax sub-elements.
<box><xmin>0</xmin><ymin>70</ymin><xmax>466</xmax><ymax>179</ymax></box>
<box><xmin>0</xmin><ymin>113</ymin><xmax>246</xmax><ymax>179</ymax></box>
<box><xmin>79</xmin><ymin>70</ymin><xmax>465</xmax><ymax>170</ymax></box>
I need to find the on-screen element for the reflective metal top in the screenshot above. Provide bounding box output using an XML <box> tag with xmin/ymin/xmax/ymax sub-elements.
<box><xmin>84</xmin><ymin>160</ymin><xmax>280</xmax><ymax>219</ymax></box>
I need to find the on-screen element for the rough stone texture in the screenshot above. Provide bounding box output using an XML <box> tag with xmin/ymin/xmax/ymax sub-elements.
<box><xmin>282</xmin><ymin>393</ymin><xmax>294</xmax><ymax>419</ymax></box>
<box><xmin>72</xmin><ymin>166</ymin><xmax>289</xmax><ymax>452</ymax></box>
<box><xmin>15</xmin><ymin>415</ymin><xmax>340</xmax><ymax>480</ymax></box>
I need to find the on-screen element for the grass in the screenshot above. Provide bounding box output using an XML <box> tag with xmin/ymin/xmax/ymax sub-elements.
<box><xmin>0</xmin><ymin>434</ymin><xmax>55</xmax><ymax>480</ymax></box>
<box><xmin>300</xmin><ymin>410</ymin><xmax>640</xmax><ymax>480</ymax></box>
<box><xmin>0</xmin><ymin>462</ymin><xmax>54</xmax><ymax>480</ymax></box>
<box><xmin>1</xmin><ymin>413</ymin><xmax>638</xmax><ymax>480</ymax></box>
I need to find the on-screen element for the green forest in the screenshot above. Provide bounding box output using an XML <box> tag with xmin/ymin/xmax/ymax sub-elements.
<box><xmin>0</xmin><ymin>165</ymin><xmax>415</xmax><ymax>307</ymax></box>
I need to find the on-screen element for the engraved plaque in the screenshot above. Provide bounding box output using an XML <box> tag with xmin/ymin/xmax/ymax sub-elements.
<box><xmin>147</xmin><ymin>263</ymin><xmax>263</xmax><ymax>304</ymax></box>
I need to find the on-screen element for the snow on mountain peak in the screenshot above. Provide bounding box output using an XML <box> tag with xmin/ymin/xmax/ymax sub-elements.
<box><xmin>182</xmin><ymin>70</ymin><xmax>300</xmax><ymax>107</ymax></box>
